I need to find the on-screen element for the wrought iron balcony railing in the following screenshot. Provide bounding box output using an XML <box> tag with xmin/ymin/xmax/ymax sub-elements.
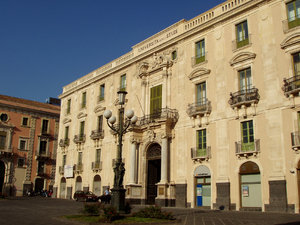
<box><xmin>282</xmin><ymin>17</ymin><xmax>300</xmax><ymax>32</ymax></box>
<box><xmin>235</xmin><ymin>139</ymin><xmax>260</xmax><ymax>156</ymax></box>
<box><xmin>186</xmin><ymin>99</ymin><xmax>211</xmax><ymax>117</ymax></box>
<box><xmin>74</xmin><ymin>163</ymin><xmax>83</xmax><ymax>173</ymax></box>
<box><xmin>232</xmin><ymin>34</ymin><xmax>251</xmax><ymax>51</ymax></box>
<box><xmin>282</xmin><ymin>75</ymin><xmax>300</xmax><ymax>97</ymax></box>
<box><xmin>135</xmin><ymin>108</ymin><xmax>179</xmax><ymax>127</ymax></box>
<box><xmin>228</xmin><ymin>88</ymin><xmax>260</xmax><ymax>108</ymax></box>
<box><xmin>192</xmin><ymin>52</ymin><xmax>207</xmax><ymax>66</ymax></box>
<box><xmin>92</xmin><ymin>161</ymin><xmax>102</xmax><ymax>171</ymax></box>
<box><xmin>59</xmin><ymin>138</ymin><xmax>70</xmax><ymax>147</ymax></box>
<box><xmin>36</xmin><ymin>151</ymin><xmax>50</xmax><ymax>159</ymax></box>
<box><xmin>191</xmin><ymin>147</ymin><xmax>211</xmax><ymax>160</ymax></box>
<box><xmin>73</xmin><ymin>134</ymin><xmax>86</xmax><ymax>144</ymax></box>
<box><xmin>90</xmin><ymin>130</ymin><xmax>104</xmax><ymax>140</ymax></box>
<box><xmin>291</xmin><ymin>131</ymin><xmax>300</xmax><ymax>150</ymax></box>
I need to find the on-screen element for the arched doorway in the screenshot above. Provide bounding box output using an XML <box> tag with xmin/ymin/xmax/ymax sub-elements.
<box><xmin>0</xmin><ymin>161</ymin><xmax>4</xmax><ymax>195</ymax></box>
<box><xmin>194</xmin><ymin>165</ymin><xmax>211</xmax><ymax>208</ymax></box>
<box><xmin>75</xmin><ymin>176</ymin><xmax>82</xmax><ymax>191</ymax></box>
<box><xmin>34</xmin><ymin>178</ymin><xmax>44</xmax><ymax>193</ymax></box>
<box><xmin>239</xmin><ymin>161</ymin><xmax>262</xmax><ymax>209</ymax></box>
<box><xmin>146</xmin><ymin>143</ymin><xmax>161</xmax><ymax>205</ymax></box>
<box><xmin>93</xmin><ymin>175</ymin><xmax>101</xmax><ymax>196</ymax></box>
<box><xmin>60</xmin><ymin>177</ymin><xmax>66</xmax><ymax>198</ymax></box>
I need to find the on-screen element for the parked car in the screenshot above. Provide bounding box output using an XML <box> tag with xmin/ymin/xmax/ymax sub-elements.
<box><xmin>73</xmin><ymin>191</ymin><xmax>99</xmax><ymax>202</ymax></box>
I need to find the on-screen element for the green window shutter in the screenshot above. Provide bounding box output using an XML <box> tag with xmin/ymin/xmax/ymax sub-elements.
<box><xmin>287</xmin><ymin>0</ymin><xmax>300</xmax><ymax>29</ymax></box>
<box><xmin>196</xmin><ymin>82</ymin><xmax>206</xmax><ymax>104</ymax></box>
<box><xmin>197</xmin><ymin>129</ymin><xmax>207</xmax><ymax>156</ymax></box>
<box><xmin>65</xmin><ymin>126</ymin><xmax>69</xmax><ymax>139</ymax></box>
<box><xmin>241</xmin><ymin>121</ymin><xmax>254</xmax><ymax>151</ymax></box>
<box><xmin>236</xmin><ymin>21</ymin><xmax>249</xmax><ymax>48</ymax></box>
<box><xmin>195</xmin><ymin>40</ymin><xmax>205</xmax><ymax>64</ymax></box>
<box><xmin>99</xmin><ymin>84</ymin><xmax>105</xmax><ymax>101</ymax></box>
<box><xmin>82</xmin><ymin>92</ymin><xmax>86</xmax><ymax>108</ymax></box>
<box><xmin>67</xmin><ymin>99</ymin><xmax>71</xmax><ymax>114</ymax></box>
<box><xmin>150</xmin><ymin>85</ymin><xmax>162</xmax><ymax>115</ymax></box>
<box><xmin>80</xmin><ymin>121</ymin><xmax>85</xmax><ymax>137</ymax></box>
<box><xmin>239</xmin><ymin>68</ymin><xmax>252</xmax><ymax>92</ymax></box>
<box><xmin>120</xmin><ymin>75</ymin><xmax>126</xmax><ymax>91</ymax></box>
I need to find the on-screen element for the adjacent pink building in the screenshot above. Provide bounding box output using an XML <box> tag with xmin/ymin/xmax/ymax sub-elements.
<box><xmin>0</xmin><ymin>95</ymin><xmax>60</xmax><ymax>196</ymax></box>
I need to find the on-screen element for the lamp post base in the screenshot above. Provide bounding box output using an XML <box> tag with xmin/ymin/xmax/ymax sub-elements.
<box><xmin>111</xmin><ymin>187</ymin><xmax>126</xmax><ymax>213</ymax></box>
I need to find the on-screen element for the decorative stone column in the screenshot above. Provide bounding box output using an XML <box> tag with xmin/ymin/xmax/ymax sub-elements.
<box><xmin>129</xmin><ymin>141</ymin><xmax>137</xmax><ymax>184</ymax></box>
<box><xmin>126</xmin><ymin>138</ymin><xmax>142</xmax><ymax>205</ymax></box>
<box><xmin>156</xmin><ymin>133</ymin><xmax>169</xmax><ymax>206</ymax></box>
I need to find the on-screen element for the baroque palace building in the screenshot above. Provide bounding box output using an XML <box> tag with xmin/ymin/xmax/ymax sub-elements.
<box><xmin>0</xmin><ymin>95</ymin><xmax>60</xmax><ymax>196</ymax></box>
<box><xmin>54</xmin><ymin>0</ymin><xmax>300</xmax><ymax>212</ymax></box>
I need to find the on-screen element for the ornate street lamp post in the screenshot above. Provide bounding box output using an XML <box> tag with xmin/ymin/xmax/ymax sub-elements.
<box><xmin>103</xmin><ymin>90</ymin><xmax>138</xmax><ymax>212</ymax></box>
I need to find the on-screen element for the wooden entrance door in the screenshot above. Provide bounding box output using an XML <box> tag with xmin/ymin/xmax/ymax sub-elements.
<box><xmin>147</xmin><ymin>159</ymin><xmax>161</xmax><ymax>204</ymax></box>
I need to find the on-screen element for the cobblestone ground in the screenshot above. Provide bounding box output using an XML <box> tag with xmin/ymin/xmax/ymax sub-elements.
<box><xmin>0</xmin><ymin>197</ymin><xmax>300</xmax><ymax>225</ymax></box>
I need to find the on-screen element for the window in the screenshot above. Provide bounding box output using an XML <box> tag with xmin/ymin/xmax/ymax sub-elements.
<box><xmin>197</xmin><ymin>129</ymin><xmax>207</xmax><ymax>156</ymax></box>
<box><xmin>195</xmin><ymin>40</ymin><xmax>205</xmax><ymax>64</ymax></box>
<box><xmin>150</xmin><ymin>85</ymin><xmax>162</xmax><ymax>115</ymax></box>
<box><xmin>18</xmin><ymin>158</ymin><xmax>25</xmax><ymax>167</ymax></box>
<box><xmin>62</xmin><ymin>155</ymin><xmax>66</xmax><ymax>167</ymax></box>
<box><xmin>293</xmin><ymin>52</ymin><xmax>300</xmax><ymax>76</ymax></box>
<box><xmin>0</xmin><ymin>131</ymin><xmax>6</xmax><ymax>149</ymax></box>
<box><xmin>79</xmin><ymin>121</ymin><xmax>85</xmax><ymax>138</ymax></box>
<box><xmin>99</xmin><ymin>84</ymin><xmax>105</xmax><ymax>101</ymax></box>
<box><xmin>65</xmin><ymin>126</ymin><xmax>69</xmax><ymax>140</ymax></box>
<box><xmin>37</xmin><ymin>161</ymin><xmax>45</xmax><ymax>174</ymax></box>
<box><xmin>19</xmin><ymin>138</ymin><xmax>28</xmax><ymax>150</ymax></box>
<box><xmin>78</xmin><ymin>152</ymin><xmax>83</xmax><ymax>165</ymax></box>
<box><xmin>287</xmin><ymin>0</ymin><xmax>300</xmax><ymax>29</ymax></box>
<box><xmin>172</xmin><ymin>51</ymin><xmax>177</xmax><ymax>60</ymax></box>
<box><xmin>81</xmin><ymin>92</ymin><xmax>87</xmax><ymax>108</ymax></box>
<box><xmin>41</xmin><ymin>119</ymin><xmax>49</xmax><ymax>134</ymax></box>
<box><xmin>39</xmin><ymin>140</ymin><xmax>47</xmax><ymax>153</ymax></box>
<box><xmin>120</xmin><ymin>74</ymin><xmax>126</xmax><ymax>91</ymax></box>
<box><xmin>196</xmin><ymin>82</ymin><xmax>206</xmax><ymax>104</ymax></box>
<box><xmin>66</xmin><ymin>99</ymin><xmax>71</xmax><ymax>114</ymax></box>
<box><xmin>22</xmin><ymin>117</ymin><xmax>29</xmax><ymax>126</ymax></box>
<box><xmin>96</xmin><ymin>149</ymin><xmax>101</xmax><ymax>162</ymax></box>
<box><xmin>239</xmin><ymin>68</ymin><xmax>252</xmax><ymax>92</ymax></box>
<box><xmin>0</xmin><ymin>113</ymin><xmax>8</xmax><ymax>122</ymax></box>
<box><xmin>241</xmin><ymin>120</ymin><xmax>254</xmax><ymax>151</ymax></box>
<box><xmin>236</xmin><ymin>21</ymin><xmax>249</xmax><ymax>49</ymax></box>
<box><xmin>97</xmin><ymin>115</ymin><xmax>103</xmax><ymax>132</ymax></box>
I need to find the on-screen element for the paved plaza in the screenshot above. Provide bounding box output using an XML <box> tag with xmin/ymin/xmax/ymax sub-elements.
<box><xmin>0</xmin><ymin>197</ymin><xmax>300</xmax><ymax>225</ymax></box>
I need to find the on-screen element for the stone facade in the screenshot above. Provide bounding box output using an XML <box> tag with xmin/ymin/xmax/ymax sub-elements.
<box><xmin>0</xmin><ymin>95</ymin><xmax>60</xmax><ymax>196</ymax></box>
<box><xmin>54</xmin><ymin>0</ymin><xmax>300</xmax><ymax>213</ymax></box>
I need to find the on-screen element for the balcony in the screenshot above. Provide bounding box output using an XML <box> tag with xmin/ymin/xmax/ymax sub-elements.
<box><xmin>228</xmin><ymin>88</ymin><xmax>260</xmax><ymax>108</ymax></box>
<box><xmin>291</xmin><ymin>131</ymin><xmax>300</xmax><ymax>150</ymax></box>
<box><xmin>235</xmin><ymin>139</ymin><xmax>260</xmax><ymax>157</ymax></box>
<box><xmin>192</xmin><ymin>52</ymin><xmax>207</xmax><ymax>66</ymax></box>
<box><xmin>282</xmin><ymin>75</ymin><xmax>300</xmax><ymax>97</ymax></box>
<box><xmin>135</xmin><ymin>108</ymin><xmax>179</xmax><ymax>127</ymax></box>
<box><xmin>59</xmin><ymin>166</ymin><xmax>64</xmax><ymax>175</ymax></box>
<box><xmin>92</xmin><ymin>161</ymin><xmax>102</xmax><ymax>171</ymax></box>
<box><xmin>186</xmin><ymin>99</ymin><xmax>211</xmax><ymax>117</ymax></box>
<box><xmin>74</xmin><ymin>163</ymin><xmax>83</xmax><ymax>173</ymax></box>
<box><xmin>191</xmin><ymin>147</ymin><xmax>211</xmax><ymax>162</ymax></box>
<box><xmin>232</xmin><ymin>35</ymin><xmax>251</xmax><ymax>51</ymax></box>
<box><xmin>90</xmin><ymin>130</ymin><xmax>104</xmax><ymax>140</ymax></box>
<box><xmin>36</xmin><ymin>151</ymin><xmax>50</xmax><ymax>160</ymax></box>
<box><xmin>73</xmin><ymin>134</ymin><xmax>86</xmax><ymax>144</ymax></box>
<box><xmin>0</xmin><ymin>146</ymin><xmax>13</xmax><ymax>156</ymax></box>
<box><xmin>59</xmin><ymin>138</ymin><xmax>70</xmax><ymax>147</ymax></box>
<box><xmin>283</xmin><ymin>17</ymin><xmax>300</xmax><ymax>32</ymax></box>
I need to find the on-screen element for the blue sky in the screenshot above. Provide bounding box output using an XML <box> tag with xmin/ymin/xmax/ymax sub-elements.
<box><xmin>0</xmin><ymin>0</ymin><xmax>224</xmax><ymax>103</ymax></box>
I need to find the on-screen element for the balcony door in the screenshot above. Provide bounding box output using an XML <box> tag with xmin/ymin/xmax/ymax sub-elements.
<box><xmin>293</xmin><ymin>52</ymin><xmax>300</xmax><ymax>76</ymax></box>
<box><xmin>150</xmin><ymin>85</ymin><xmax>162</xmax><ymax>116</ymax></box>
<box><xmin>196</xmin><ymin>82</ymin><xmax>206</xmax><ymax>105</ymax></box>
<box><xmin>239</xmin><ymin>68</ymin><xmax>252</xmax><ymax>93</ymax></box>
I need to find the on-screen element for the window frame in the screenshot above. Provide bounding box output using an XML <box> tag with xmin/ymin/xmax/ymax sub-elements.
<box><xmin>150</xmin><ymin>84</ymin><xmax>162</xmax><ymax>115</ymax></box>
<box><xmin>17</xmin><ymin>158</ymin><xmax>25</xmax><ymax>168</ymax></box>
<box><xmin>235</xmin><ymin>20</ymin><xmax>249</xmax><ymax>49</ymax></box>
<box><xmin>21</xmin><ymin>117</ymin><xmax>29</xmax><ymax>127</ymax></box>
<box><xmin>18</xmin><ymin>137</ymin><xmax>29</xmax><ymax>151</ymax></box>
<box><xmin>287</xmin><ymin>0</ymin><xmax>300</xmax><ymax>28</ymax></box>
<box><xmin>195</xmin><ymin>39</ymin><xmax>206</xmax><ymax>64</ymax></box>
<box><xmin>79</xmin><ymin>121</ymin><xmax>85</xmax><ymax>138</ymax></box>
<box><xmin>238</xmin><ymin>67</ymin><xmax>252</xmax><ymax>92</ymax></box>
<box><xmin>196</xmin><ymin>129</ymin><xmax>207</xmax><ymax>156</ymax></box>
<box><xmin>41</xmin><ymin>119</ymin><xmax>49</xmax><ymax>134</ymax></box>
<box><xmin>196</xmin><ymin>82</ymin><xmax>207</xmax><ymax>104</ymax></box>
<box><xmin>81</xmin><ymin>92</ymin><xmax>87</xmax><ymax>109</ymax></box>
<box><xmin>120</xmin><ymin>74</ymin><xmax>126</xmax><ymax>91</ymax></box>
<box><xmin>241</xmin><ymin>120</ymin><xmax>255</xmax><ymax>151</ymax></box>
<box><xmin>66</xmin><ymin>99</ymin><xmax>71</xmax><ymax>114</ymax></box>
<box><xmin>99</xmin><ymin>84</ymin><xmax>105</xmax><ymax>101</ymax></box>
<box><xmin>0</xmin><ymin>131</ymin><xmax>7</xmax><ymax>150</ymax></box>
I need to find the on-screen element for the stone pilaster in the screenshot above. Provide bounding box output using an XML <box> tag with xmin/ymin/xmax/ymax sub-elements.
<box><xmin>215</xmin><ymin>182</ymin><xmax>231</xmax><ymax>210</ymax></box>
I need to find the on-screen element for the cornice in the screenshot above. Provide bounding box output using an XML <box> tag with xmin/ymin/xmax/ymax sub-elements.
<box><xmin>229</xmin><ymin>52</ymin><xmax>256</xmax><ymax>66</ymax></box>
<box><xmin>281</xmin><ymin>32</ymin><xmax>300</xmax><ymax>50</ymax></box>
<box><xmin>188</xmin><ymin>68</ymin><xmax>211</xmax><ymax>80</ymax></box>
<box><xmin>59</xmin><ymin>0</ymin><xmax>269</xmax><ymax>99</ymax></box>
